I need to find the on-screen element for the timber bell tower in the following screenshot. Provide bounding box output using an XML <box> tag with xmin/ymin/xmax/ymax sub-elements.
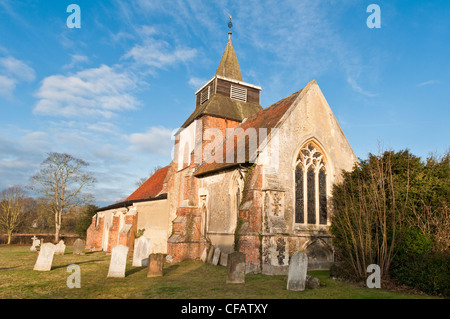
<box><xmin>166</xmin><ymin>17</ymin><xmax>263</xmax><ymax>263</ymax></box>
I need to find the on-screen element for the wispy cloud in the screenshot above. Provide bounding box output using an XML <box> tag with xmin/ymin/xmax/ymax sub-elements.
<box><xmin>0</xmin><ymin>75</ymin><xmax>15</xmax><ymax>97</ymax></box>
<box><xmin>34</xmin><ymin>64</ymin><xmax>140</xmax><ymax>119</ymax></box>
<box><xmin>0</xmin><ymin>55</ymin><xmax>36</xmax><ymax>97</ymax></box>
<box><xmin>125</xmin><ymin>126</ymin><xmax>174</xmax><ymax>156</ymax></box>
<box><xmin>347</xmin><ymin>77</ymin><xmax>378</xmax><ymax>98</ymax></box>
<box><xmin>123</xmin><ymin>37</ymin><xmax>197</xmax><ymax>72</ymax></box>
<box><xmin>0</xmin><ymin>56</ymin><xmax>36</xmax><ymax>81</ymax></box>
<box><xmin>188</xmin><ymin>77</ymin><xmax>208</xmax><ymax>89</ymax></box>
<box><xmin>62</xmin><ymin>54</ymin><xmax>89</xmax><ymax>70</ymax></box>
<box><xmin>417</xmin><ymin>80</ymin><xmax>441</xmax><ymax>87</ymax></box>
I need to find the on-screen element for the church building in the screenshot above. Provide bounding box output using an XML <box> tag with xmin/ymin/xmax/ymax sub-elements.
<box><xmin>86</xmin><ymin>27</ymin><xmax>358</xmax><ymax>274</ymax></box>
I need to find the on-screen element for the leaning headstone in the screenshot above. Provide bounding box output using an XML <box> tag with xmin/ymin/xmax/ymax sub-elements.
<box><xmin>206</xmin><ymin>245</ymin><xmax>215</xmax><ymax>264</ymax></box>
<box><xmin>212</xmin><ymin>248</ymin><xmax>221</xmax><ymax>265</ymax></box>
<box><xmin>226</xmin><ymin>252</ymin><xmax>245</xmax><ymax>284</ymax></box>
<box><xmin>73</xmin><ymin>238</ymin><xmax>85</xmax><ymax>255</ymax></box>
<box><xmin>33</xmin><ymin>243</ymin><xmax>56</xmax><ymax>271</ymax></box>
<box><xmin>30</xmin><ymin>236</ymin><xmax>40</xmax><ymax>251</ymax></box>
<box><xmin>200</xmin><ymin>247</ymin><xmax>208</xmax><ymax>263</ymax></box>
<box><xmin>132</xmin><ymin>236</ymin><xmax>150</xmax><ymax>267</ymax></box>
<box><xmin>107</xmin><ymin>244</ymin><xmax>129</xmax><ymax>278</ymax></box>
<box><xmin>55</xmin><ymin>240</ymin><xmax>66</xmax><ymax>255</ymax></box>
<box><xmin>287</xmin><ymin>251</ymin><xmax>308</xmax><ymax>291</ymax></box>
<box><xmin>147</xmin><ymin>253</ymin><xmax>165</xmax><ymax>277</ymax></box>
<box><xmin>219</xmin><ymin>252</ymin><xmax>228</xmax><ymax>267</ymax></box>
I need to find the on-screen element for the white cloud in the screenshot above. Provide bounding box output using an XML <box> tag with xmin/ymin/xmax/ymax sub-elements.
<box><xmin>0</xmin><ymin>56</ymin><xmax>35</xmax><ymax>97</ymax></box>
<box><xmin>34</xmin><ymin>64</ymin><xmax>140</xmax><ymax>119</ymax></box>
<box><xmin>0</xmin><ymin>56</ymin><xmax>36</xmax><ymax>82</ymax></box>
<box><xmin>347</xmin><ymin>77</ymin><xmax>378</xmax><ymax>98</ymax></box>
<box><xmin>123</xmin><ymin>38</ymin><xmax>197</xmax><ymax>70</ymax></box>
<box><xmin>0</xmin><ymin>75</ymin><xmax>16</xmax><ymax>97</ymax></box>
<box><xmin>62</xmin><ymin>54</ymin><xmax>89</xmax><ymax>70</ymax></box>
<box><xmin>126</xmin><ymin>126</ymin><xmax>173</xmax><ymax>156</ymax></box>
<box><xmin>188</xmin><ymin>77</ymin><xmax>208</xmax><ymax>89</ymax></box>
<box><xmin>417</xmin><ymin>80</ymin><xmax>441</xmax><ymax>87</ymax></box>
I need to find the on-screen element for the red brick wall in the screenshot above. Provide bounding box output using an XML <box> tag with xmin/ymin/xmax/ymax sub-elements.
<box><xmin>86</xmin><ymin>215</ymin><xmax>104</xmax><ymax>251</ymax></box>
<box><xmin>118</xmin><ymin>214</ymin><xmax>137</xmax><ymax>251</ymax></box>
<box><xmin>107</xmin><ymin>215</ymin><xmax>120</xmax><ymax>252</ymax></box>
<box><xmin>167</xmin><ymin>206</ymin><xmax>206</xmax><ymax>262</ymax></box>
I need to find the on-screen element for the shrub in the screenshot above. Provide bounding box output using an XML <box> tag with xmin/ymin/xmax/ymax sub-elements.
<box><xmin>391</xmin><ymin>252</ymin><xmax>450</xmax><ymax>297</ymax></box>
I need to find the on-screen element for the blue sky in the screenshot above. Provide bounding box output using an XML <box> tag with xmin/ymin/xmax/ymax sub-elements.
<box><xmin>0</xmin><ymin>0</ymin><xmax>449</xmax><ymax>207</ymax></box>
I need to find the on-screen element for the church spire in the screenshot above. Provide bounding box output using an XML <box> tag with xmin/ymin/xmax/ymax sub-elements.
<box><xmin>215</xmin><ymin>15</ymin><xmax>243</xmax><ymax>82</ymax></box>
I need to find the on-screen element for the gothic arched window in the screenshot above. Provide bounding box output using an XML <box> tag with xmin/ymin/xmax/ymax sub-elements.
<box><xmin>295</xmin><ymin>142</ymin><xmax>328</xmax><ymax>225</ymax></box>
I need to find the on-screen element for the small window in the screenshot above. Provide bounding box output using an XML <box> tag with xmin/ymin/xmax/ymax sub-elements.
<box><xmin>230</xmin><ymin>85</ymin><xmax>247</xmax><ymax>102</ymax></box>
<box><xmin>200</xmin><ymin>86</ymin><xmax>210</xmax><ymax>104</ymax></box>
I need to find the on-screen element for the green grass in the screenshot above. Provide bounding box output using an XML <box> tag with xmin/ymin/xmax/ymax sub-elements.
<box><xmin>0</xmin><ymin>245</ymin><xmax>436</xmax><ymax>299</ymax></box>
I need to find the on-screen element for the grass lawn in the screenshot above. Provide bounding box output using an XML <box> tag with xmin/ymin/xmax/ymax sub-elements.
<box><xmin>0</xmin><ymin>245</ymin><xmax>437</xmax><ymax>299</ymax></box>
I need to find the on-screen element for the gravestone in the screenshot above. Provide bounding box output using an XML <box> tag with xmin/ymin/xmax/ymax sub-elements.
<box><xmin>306</xmin><ymin>275</ymin><xmax>320</xmax><ymax>289</ymax></box>
<box><xmin>147</xmin><ymin>253</ymin><xmax>165</xmax><ymax>277</ymax></box>
<box><xmin>226</xmin><ymin>252</ymin><xmax>245</xmax><ymax>284</ymax></box>
<box><xmin>107</xmin><ymin>244</ymin><xmax>129</xmax><ymax>278</ymax></box>
<box><xmin>212</xmin><ymin>248</ymin><xmax>221</xmax><ymax>265</ymax></box>
<box><xmin>200</xmin><ymin>247</ymin><xmax>208</xmax><ymax>263</ymax></box>
<box><xmin>219</xmin><ymin>252</ymin><xmax>228</xmax><ymax>267</ymax></box>
<box><xmin>73</xmin><ymin>238</ymin><xmax>85</xmax><ymax>255</ymax></box>
<box><xmin>132</xmin><ymin>236</ymin><xmax>150</xmax><ymax>267</ymax></box>
<box><xmin>55</xmin><ymin>240</ymin><xmax>66</xmax><ymax>255</ymax></box>
<box><xmin>287</xmin><ymin>251</ymin><xmax>308</xmax><ymax>291</ymax></box>
<box><xmin>206</xmin><ymin>245</ymin><xmax>215</xmax><ymax>264</ymax></box>
<box><xmin>30</xmin><ymin>236</ymin><xmax>40</xmax><ymax>251</ymax></box>
<box><xmin>33</xmin><ymin>243</ymin><xmax>56</xmax><ymax>271</ymax></box>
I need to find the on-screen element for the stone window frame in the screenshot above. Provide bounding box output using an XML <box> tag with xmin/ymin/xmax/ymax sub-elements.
<box><xmin>293</xmin><ymin>139</ymin><xmax>329</xmax><ymax>228</ymax></box>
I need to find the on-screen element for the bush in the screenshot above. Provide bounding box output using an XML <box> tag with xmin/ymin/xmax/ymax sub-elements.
<box><xmin>331</xmin><ymin>148</ymin><xmax>449</xmax><ymax>296</ymax></box>
<box><xmin>391</xmin><ymin>252</ymin><xmax>450</xmax><ymax>297</ymax></box>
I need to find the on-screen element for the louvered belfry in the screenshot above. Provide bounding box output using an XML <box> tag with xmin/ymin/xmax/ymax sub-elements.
<box><xmin>181</xmin><ymin>33</ymin><xmax>263</xmax><ymax>129</ymax></box>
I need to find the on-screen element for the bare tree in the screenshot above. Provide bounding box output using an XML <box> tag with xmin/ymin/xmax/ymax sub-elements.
<box><xmin>0</xmin><ymin>186</ymin><xmax>26</xmax><ymax>244</ymax></box>
<box><xmin>29</xmin><ymin>152</ymin><xmax>96</xmax><ymax>242</ymax></box>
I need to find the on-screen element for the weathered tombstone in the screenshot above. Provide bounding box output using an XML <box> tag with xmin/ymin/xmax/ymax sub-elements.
<box><xmin>132</xmin><ymin>236</ymin><xmax>150</xmax><ymax>267</ymax></box>
<box><xmin>287</xmin><ymin>251</ymin><xmax>308</xmax><ymax>291</ymax></box>
<box><xmin>107</xmin><ymin>244</ymin><xmax>129</xmax><ymax>278</ymax></box>
<box><xmin>200</xmin><ymin>247</ymin><xmax>208</xmax><ymax>263</ymax></box>
<box><xmin>219</xmin><ymin>252</ymin><xmax>228</xmax><ymax>267</ymax></box>
<box><xmin>147</xmin><ymin>253</ymin><xmax>165</xmax><ymax>277</ymax></box>
<box><xmin>33</xmin><ymin>243</ymin><xmax>56</xmax><ymax>271</ymax></box>
<box><xmin>206</xmin><ymin>245</ymin><xmax>215</xmax><ymax>264</ymax></box>
<box><xmin>55</xmin><ymin>240</ymin><xmax>66</xmax><ymax>255</ymax></box>
<box><xmin>212</xmin><ymin>247</ymin><xmax>221</xmax><ymax>265</ymax></box>
<box><xmin>306</xmin><ymin>275</ymin><xmax>321</xmax><ymax>289</ymax></box>
<box><xmin>226</xmin><ymin>252</ymin><xmax>245</xmax><ymax>284</ymax></box>
<box><xmin>30</xmin><ymin>236</ymin><xmax>40</xmax><ymax>251</ymax></box>
<box><xmin>73</xmin><ymin>238</ymin><xmax>85</xmax><ymax>255</ymax></box>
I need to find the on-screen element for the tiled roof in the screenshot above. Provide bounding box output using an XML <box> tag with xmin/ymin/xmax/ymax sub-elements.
<box><xmin>125</xmin><ymin>166</ymin><xmax>169</xmax><ymax>201</ymax></box>
<box><xmin>194</xmin><ymin>89</ymin><xmax>303</xmax><ymax>176</ymax></box>
<box><xmin>215</xmin><ymin>37</ymin><xmax>243</xmax><ymax>81</ymax></box>
<box><xmin>180</xmin><ymin>93</ymin><xmax>262</xmax><ymax>129</ymax></box>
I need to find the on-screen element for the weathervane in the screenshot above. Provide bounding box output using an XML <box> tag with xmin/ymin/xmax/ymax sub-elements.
<box><xmin>228</xmin><ymin>14</ymin><xmax>232</xmax><ymax>39</ymax></box>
